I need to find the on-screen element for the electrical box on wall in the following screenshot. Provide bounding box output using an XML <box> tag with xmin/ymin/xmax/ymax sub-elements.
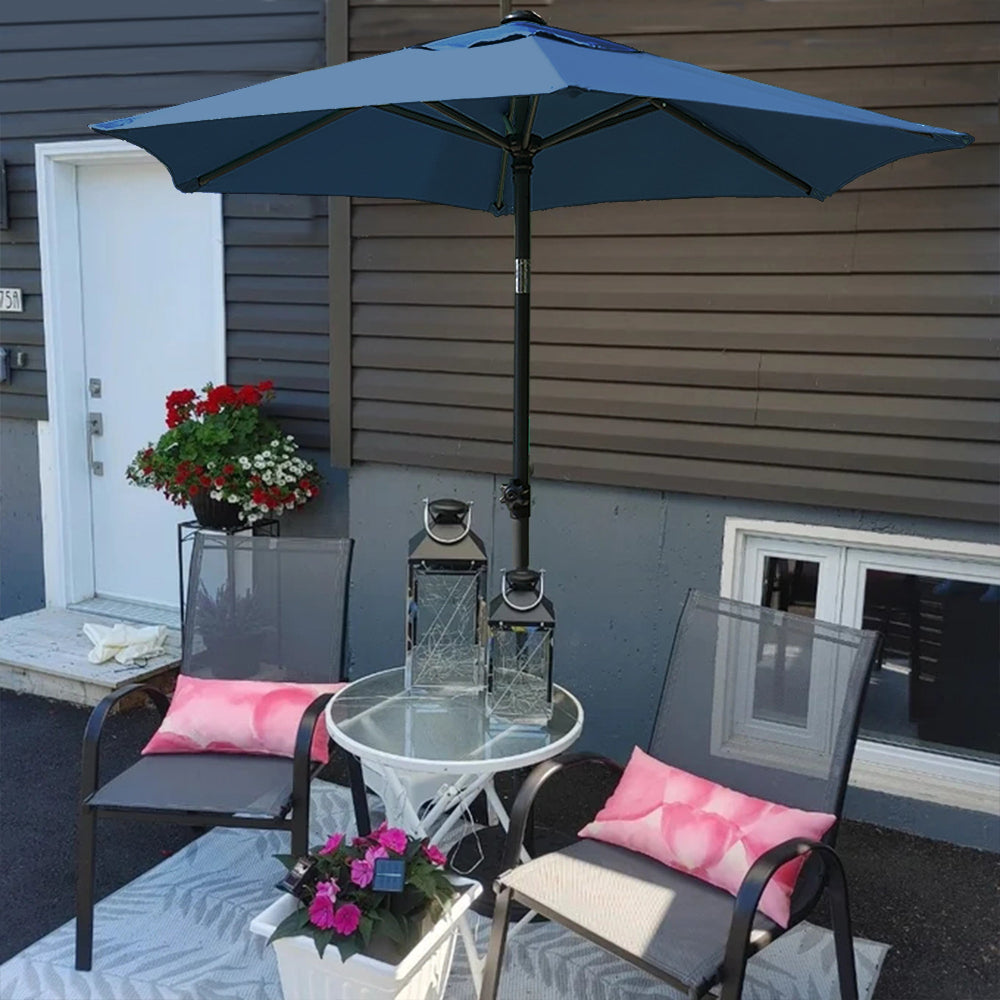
<box><xmin>0</xmin><ymin>347</ymin><xmax>28</xmax><ymax>383</ymax></box>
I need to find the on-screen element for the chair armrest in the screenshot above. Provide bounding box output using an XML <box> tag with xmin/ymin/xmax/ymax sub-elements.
<box><xmin>291</xmin><ymin>692</ymin><xmax>336</xmax><ymax>828</ymax></box>
<box><xmin>81</xmin><ymin>683</ymin><xmax>171</xmax><ymax>801</ymax></box>
<box><xmin>719</xmin><ymin>837</ymin><xmax>850</xmax><ymax>999</ymax></box>
<box><xmin>499</xmin><ymin>752</ymin><xmax>624</xmax><ymax>875</ymax></box>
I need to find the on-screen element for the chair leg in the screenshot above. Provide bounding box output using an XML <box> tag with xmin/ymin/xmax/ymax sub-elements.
<box><xmin>75</xmin><ymin>806</ymin><xmax>96</xmax><ymax>971</ymax></box>
<box><xmin>827</xmin><ymin>858</ymin><xmax>860</xmax><ymax>1000</ymax></box>
<box><xmin>291</xmin><ymin>791</ymin><xmax>309</xmax><ymax>858</ymax></box>
<box><xmin>480</xmin><ymin>885</ymin><xmax>514</xmax><ymax>1000</ymax></box>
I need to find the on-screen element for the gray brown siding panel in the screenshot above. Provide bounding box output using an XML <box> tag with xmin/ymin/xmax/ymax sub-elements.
<box><xmin>346</xmin><ymin>0</ymin><xmax>1000</xmax><ymax>523</ymax></box>
<box><xmin>0</xmin><ymin>0</ymin><xmax>330</xmax><ymax>438</ymax></box>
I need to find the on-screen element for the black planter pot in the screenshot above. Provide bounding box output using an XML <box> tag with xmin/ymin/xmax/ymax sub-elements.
<box><xmin>189</xmin><ymin>491</ymin><xmax>243</xmax><ymax>530</ymax></box>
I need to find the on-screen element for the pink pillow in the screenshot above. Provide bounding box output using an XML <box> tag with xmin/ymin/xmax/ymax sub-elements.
<box><xmin>578</xmin><ymin>747</ymin><xmax>835</xmax><ymax>926</ymax></box>
<box><xmin>142</xmin><ymin>675</ymin><xmax>345</xmax><ymax>763</ymax></box>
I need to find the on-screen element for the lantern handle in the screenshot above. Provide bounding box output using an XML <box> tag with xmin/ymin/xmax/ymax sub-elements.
<box><xmin>501</xmin><ymin>568</ymin><xmax>545</xmax><ymax>612</ymax></box>
<box><xmin>424</xmin><ymin>498</ymin><xmax>473</xmax><ymax>545</ymax></box>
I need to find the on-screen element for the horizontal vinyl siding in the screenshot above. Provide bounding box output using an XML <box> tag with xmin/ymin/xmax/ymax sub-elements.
<box><xmin>0</xmin><ymin>0</ymin><xmax>330</xmax><ymax>440</ymax></box>
<box><xmin>348</xmin><ymin>0</ymin><xmax>1000</xmax><ymax>523</ymax></box>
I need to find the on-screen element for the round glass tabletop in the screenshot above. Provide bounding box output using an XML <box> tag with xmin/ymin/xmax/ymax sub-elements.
<box><xmin>325</xmin><ymin>668</ymin><xmax>583</xmax><ymax>773</ymax></box>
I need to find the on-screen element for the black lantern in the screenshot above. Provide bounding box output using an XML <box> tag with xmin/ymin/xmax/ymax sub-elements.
<box><xmin>486</xmin><ymin>568</ymin><xmax>554</xmax><ymax>727</ymax></box>
<box><xmin>406</xmin><ymin>499</ymin><xmax>488</xmax><ymax>690</ymax></box>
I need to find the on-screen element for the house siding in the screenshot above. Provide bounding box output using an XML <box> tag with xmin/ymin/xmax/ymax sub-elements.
<box><xmin>346</xmin><ymin>0</ymin><xmax>1000</xmax><ymax>524</ymax></box>
<box><xmin>0</xmin><ymin>0</ymin><xmax>332</xmax><ymax>441</ymax></box>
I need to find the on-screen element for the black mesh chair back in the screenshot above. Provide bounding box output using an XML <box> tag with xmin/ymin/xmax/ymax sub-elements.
<box><xmin>650</xmin><ymin>591</ymin><xmax>879</xmax><ymax>819</ymax></box>
<box><xmin>182</xmin><ymin>534</ymin><xmax>353</xmax><ymax>683</ymax></box>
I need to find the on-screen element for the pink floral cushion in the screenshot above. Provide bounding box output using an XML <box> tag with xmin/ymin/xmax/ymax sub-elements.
<box><xmin>142</xmin><ymin>675</ymin><xmax>345</xmax><ymax>763</ymax></box>
<box><xmin>578</xmin><ymin>747</ymin><xmax>835</xmax><ymax>926</ymax></box>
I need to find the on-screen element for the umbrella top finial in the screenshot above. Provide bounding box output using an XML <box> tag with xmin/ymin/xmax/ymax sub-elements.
<box><xmin>501</xmin><ymin>10</ymin><xmax>547</xmax><ymax>26</ymax></box>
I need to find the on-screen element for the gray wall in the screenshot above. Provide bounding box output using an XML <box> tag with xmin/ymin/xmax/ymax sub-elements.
<box><xmin>347</xmin><ymin>462</ymin><xmax>999</xmax><ymax>846</ymax></box>
<box><xmin>0</xmin><ymin>0</ymin><xmax>331</xmax><ymax>441</ymax></box>
<box><xmin>0</xmin><ymin>417</ymin><xmax>45</xmax><ymax>619</ymax></box>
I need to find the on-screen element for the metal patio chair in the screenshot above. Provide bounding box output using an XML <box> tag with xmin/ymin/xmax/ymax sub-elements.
<box><xmin>75</xmin><ymin>533</ymin><xmax>366</xmax><ymax>971</ymax></box>
<box><xmin>481</xmin><ymin>591</ymin><xmax>881</xmax><ymax>1000</ymax></box>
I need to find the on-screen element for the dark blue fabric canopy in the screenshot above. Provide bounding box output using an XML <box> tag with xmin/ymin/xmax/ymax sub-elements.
<box><xmin>92</xmin><ymin>17</ymin><xmax>971</xmax><ymax>214</ymax></box>
<box><xmin>92</xmin><ymin>14</ymin><xmax>973</xmax><ymax>569</ymax></box>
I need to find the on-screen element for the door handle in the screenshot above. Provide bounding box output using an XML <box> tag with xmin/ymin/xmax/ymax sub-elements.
<box><xmin>87</xmin><ymin>411</ymin><xmax>104</xmax><ymax>476</ymax></box>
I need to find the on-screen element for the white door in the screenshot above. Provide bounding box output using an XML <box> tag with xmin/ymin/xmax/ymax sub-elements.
<box><xmin>75</xmin><ymin>159</ymin><xmax>223</xmax><ymax>608</ymax></box>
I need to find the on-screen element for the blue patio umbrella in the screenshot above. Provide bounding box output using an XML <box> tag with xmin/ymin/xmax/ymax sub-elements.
<box><xmin>92</xmin><ymin>10</ymin><xmax>973</xmax><ymax>570</ymax></box>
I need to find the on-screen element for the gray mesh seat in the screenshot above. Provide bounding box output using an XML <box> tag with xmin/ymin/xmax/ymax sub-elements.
<box><xmin>503</xmin><ymin>839</ymin><xmax>778</xmax><ymax>991</ymax></box>
<box><xmin>482</xmin><ymin>591</ymin><xmax>881</xmax><ymax>1000</ymax></box>
<box><xmin>88</xmin><ymin>753</ymin><xmax>301</xmax><ymax>817</ymax></box>
<box><xmin>75</xmin><ymin>534</ymin><xmax>354</xmax><ymax>972</ymax></box>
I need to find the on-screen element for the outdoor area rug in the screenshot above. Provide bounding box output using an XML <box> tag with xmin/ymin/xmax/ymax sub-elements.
<box><xmin>0</xmin><ymin>784</ymin><xmax>888</xmax><ymax>1000</ymax></box>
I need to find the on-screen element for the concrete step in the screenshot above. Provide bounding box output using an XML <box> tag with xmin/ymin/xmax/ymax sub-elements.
<box><xmin>0</xmin><ymin>607</ymin><xmax>180</xmax><ymax>708</ymax></box>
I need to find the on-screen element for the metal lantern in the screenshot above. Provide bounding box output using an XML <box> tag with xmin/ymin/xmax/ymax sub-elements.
<box><xmin>486</xmin><ymin>568</ymin><xmax>555</xmax><ymax>728</ymax></box>
<box><xmin>406</xmin><ymin>498</ymin><xmax>488</xmax><ymax>690</ymax></box>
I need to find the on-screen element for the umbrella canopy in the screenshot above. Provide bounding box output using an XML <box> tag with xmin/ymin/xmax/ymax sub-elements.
<box><xmin>92</xmin><ymin>11</ymin><xmax>973</xmax><ymax>567</ymax></box>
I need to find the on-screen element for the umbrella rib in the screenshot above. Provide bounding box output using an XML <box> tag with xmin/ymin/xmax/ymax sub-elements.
<box><xmin>425</xmin><ymin>102</ymin><xmax>511</xmax><ymax>149</ymax></box>
<box><xmin>380</xmin><ymin>103</ymin><xmax>508</xmax><ymax>150</ymax></box>
<box><xmin>649</xmin><ymin>99</ymin><xmax>813</xmax><ymax>195</ymax></box>
<box><xmin>533</xmin><ymin>97</ymin><xmax>652</xmax><ymax>151</ymax></box>
<box><xmin>184</xmin><ymin>106</ymin><xmax>360</xmax><ymax>190</ymax></box>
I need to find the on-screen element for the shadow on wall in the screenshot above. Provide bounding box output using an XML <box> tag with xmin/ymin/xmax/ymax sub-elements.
<box><xmin>280</xmin><ymin>450</ymin><xmax>349</xmax><ymax>539</ymax></box>
<box><xmin>344</xmin><ymin>464</ymin><xmax>722</xmax><ymax>760</ymax></box>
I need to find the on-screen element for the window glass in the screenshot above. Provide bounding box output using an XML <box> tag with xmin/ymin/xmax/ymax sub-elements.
<box><xmin>759</xmin><ymin>556</ymin><xmax>819</xmax><ymax>616</ymax></box>
<box><xmin>754</xmin><ymin>558</ymin><xmax>820</xmax><ymax>725</ymax></box>
<box><xmin>858</xmin><ymin>570</ymin><xmax>999</xmax><ymax>763</ymax></box>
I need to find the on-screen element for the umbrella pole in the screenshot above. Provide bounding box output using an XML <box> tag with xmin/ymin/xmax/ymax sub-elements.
<box><xmin>509</xmin><ymin>152</ymin><xmax>532</xmax><ymax>570</ymax></box>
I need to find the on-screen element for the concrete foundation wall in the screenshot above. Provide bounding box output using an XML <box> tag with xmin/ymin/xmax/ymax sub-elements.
<box><xmin>347</xmin><ymin>462</ymin><xmax>999</xmax><ymax>848</ymax></box>
<box><xmin>0</xmin><ymin>418</ymin><xmax>45</xmax><ymax>620</ymax></box>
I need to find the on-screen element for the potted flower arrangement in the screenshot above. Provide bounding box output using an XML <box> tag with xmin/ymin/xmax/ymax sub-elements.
<box><xmin>126</xmin><ymin>381</ymin><xmax>321</xmax><ymax>529</ymax></box>
<box><xmin>250</xmin><ymin>822</ymin><xmax>481</xmax><ymax>1000</ymax></box>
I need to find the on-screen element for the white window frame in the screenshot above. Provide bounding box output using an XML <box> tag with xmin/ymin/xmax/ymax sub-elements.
<box><xmin>721</xmin><ymin>518</ymin><xmax>1000</xmax><ymax>815</ymax></box>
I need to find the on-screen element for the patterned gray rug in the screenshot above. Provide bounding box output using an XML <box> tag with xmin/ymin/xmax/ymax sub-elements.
<box><xmin>0</xmin><ymin>784</ymin><xmax>887</xmax><ymax>1000</ymax></box>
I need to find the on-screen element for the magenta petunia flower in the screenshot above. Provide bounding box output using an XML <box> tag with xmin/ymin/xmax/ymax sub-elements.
<box><xmin>376</xmin><ymin>827</ymin><xmax>408</xmax><ymax>854</ymax></box>
<box><xmin>307</xmin><ymin>880</ymin><xmax>339</xmax><ymax>929</ymax></box>
<box><xmin>318</xmin><ymin>833</ymin><xmax>344</xmax><ymax>856</ymax></box>
<box><xmin>365</xmin><ymin>844</ymin><xmax>388</xmax><ymax>864</ymax></box>
<box><xmin>422</xmin><ymin>843</ymin><xmax>447</xmax><ymax>867</ymax></box>
<box><xmin>331</xmin><ymin>902</ymin><xmax>362</xmax><ymax>936</ymax></box>
<box><xmin>350</xmin><ymin>857</ymin><xmax>374</xmax><ymax>887</ymax></box>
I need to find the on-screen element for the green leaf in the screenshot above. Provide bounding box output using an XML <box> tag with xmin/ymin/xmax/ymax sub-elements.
<box><xmin>273</xmin><ymin>854</ymin><xmax>298</xmax><ymax>871</ymax></box>
<box><xmin>333</xmin><ymin>934</ymin><xmax>362</xmax><ymax>964</ymax></box>
<box><xmin>313</xmin><ymin>929</ymin><xmax>334</xmax><ymax>959</ymax></box>
<box><xmin>358</xmin><ymin>914</ymin><xmax>374</xmax><ymax>947</ymax></box>
<box><xmin>267</xmin><ymin>907</ymin><xmax>311</xmax><ymax>945</ymax></box>
<box><xmin>378</xmin><ymin>909</ymin><xmax>405</xmax><ymax>944</ymax></box>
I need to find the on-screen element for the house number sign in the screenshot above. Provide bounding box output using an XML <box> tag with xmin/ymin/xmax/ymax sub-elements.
<box><xmin>0</xmin><ymin>288</ymin><xmax>23</xmax><ymax>312</ymax></box>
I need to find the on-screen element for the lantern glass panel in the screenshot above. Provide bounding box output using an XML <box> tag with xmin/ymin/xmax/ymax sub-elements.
<box><xmin>405</xmin><ymin>498</ymin><xmax>487</xmax><ymax>691</ymax></box>
<box><xmin>408</xmin><ymin>564</ymin><xmax>485</xmax><ymax>689</ymax></box>
<box><xmin>487</xmin><ymin>624</ymin><xmax>553</xmax><ymax>727</ymax></box>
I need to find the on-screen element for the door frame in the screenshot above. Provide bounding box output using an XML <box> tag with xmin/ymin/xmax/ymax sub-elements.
<box><xmin>35</xmin><ymin>139</ymin><xmax>225</xmax><ymax>607</ymax></box>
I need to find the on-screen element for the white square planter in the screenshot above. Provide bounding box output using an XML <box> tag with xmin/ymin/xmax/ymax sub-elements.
<box><xmin>249</xmin><ymin>880</ymin><xmax>481</xmax><ymax>1000</ymax></box>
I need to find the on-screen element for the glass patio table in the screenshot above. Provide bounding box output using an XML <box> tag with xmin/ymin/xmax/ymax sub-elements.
<box><xmin>324</xmin><ymin>666</ymin><xmax>583</xmax><ymax>847</ymax></box>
